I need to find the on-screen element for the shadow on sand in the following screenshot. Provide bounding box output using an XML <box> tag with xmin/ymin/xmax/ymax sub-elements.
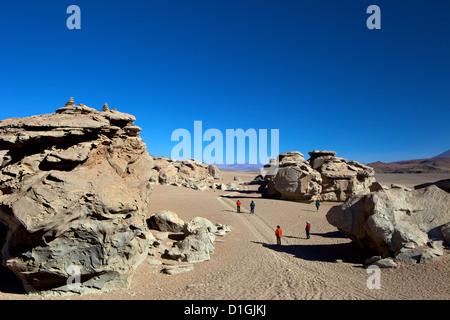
<box><xmin>220</xmin><ymin>192</ymin><xmax>261</xmax><ymax>200</ymax></box>
<box><xmin>251</xmin><ymin>239</ymin><xmax>375</xmax><ymax>265</ymax></box>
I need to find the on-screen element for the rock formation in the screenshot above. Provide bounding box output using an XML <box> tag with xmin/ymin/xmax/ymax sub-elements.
<box><xmin>414</xmin><ymin>179</ymin><xmax>450</xmax><ymax>193</ymax></box>
<box><xmin>0</xmin><ymin>98</ymin><xmax>153</xmax><ymax>293</ymax></box>
<box><xmin>148</xmin><ymin>157</ymin><xmax>221</xmax><ymax>191</ymax></box>
<box><xmin>326</xmin><ymin>185</ymin><xmax>450</xmax><ymax>264</ymax></box>
<box><xmin>308</xmin><ymin>150</ymin><xmax>376</xmax><ymax>201</ymax></box>
<box><xmin>260</xmin><ymin>150</ymin><xmax>376</xmax><ymax>202</ymax></box>
<box><xmin>262</xmin><ymin>151</ymin><xmax>322</xmax><ymax>200</ymax></box>
<box><xmin>147</xmin><ymin>211</ymin><xmax>230</xmax><ymax>264</ymax></box>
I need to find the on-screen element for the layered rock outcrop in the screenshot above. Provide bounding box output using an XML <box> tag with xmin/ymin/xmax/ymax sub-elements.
<box><xmin>148</xmin><ymin>211</ymin><xmax>230</xmax><ymax>264</ymax></box>
<box><xmin>0</xmin><ymin>98</ymin><xmax>153</xmax><ymax>293</ymax></box>
<box><xmin>148</xmin><ymin>157</ymin><xmax>214</xmax><ymax>191</ymax></box>
<box><xmin>309</xmin><ymin>150</ymin><xmax>376</xmax><ymax>201</ymax></box>
<box><xmin>261</xmin><ymin>150</ymin><xmax>376</xmax><ymax>202</ymax></box>
<box><xmin>262</xmin><ymin>151</ymin><xmax>322</xmax><ymax>200</ymax></box>
<box><xmin>326</xmin><ymin>185</ymin><xmax>450</xmax><ymax>264</ymax></box>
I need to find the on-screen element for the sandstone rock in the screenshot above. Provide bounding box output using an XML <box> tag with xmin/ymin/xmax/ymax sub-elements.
<box><xmin>0</xmin><ymin>98</ymin><xmax>153</xmax><ymax>293</ymax></box>
<box><xmin>308</xmin><ymin>150</ymin><xmax>337</xmax><ymax>170</ymax></box>
<box><xmin>149</xmin><ymin>157</ymin><xmax>212</xmax><ymax>191</ymax></box>
<box><xmin>207</xmin><ymin>164</ymin><xmax>222</xmax><ymax>180</ymax></box>
<box><xmin>261</xmin><ymin>150</ymin><xmax>376</xmax><ymax>202</ymax></box>
<box><xmin>441</xmin><ymin>222</ymin><xmax>450</xmax><ymax>245</ymax></box>
<box><xmin>371</xmin><ymin>257</ymin><xmax>398</xmax><ymax>268</ymax></box>
<box><xmin>184</xmin><ymin>216</ymin><xmax>230</xmax><ymax>237</ymax></box>
<box><xmin>165</xmin><ymin>237</ymin><xmax>211</xmax><ymax>263</ymax></box>
<box><xmin>146</xmin><ymin>212</ymin><xmax>230</xmax><ymax>265</ymax></box>
<box><xmin>310</xmin><ymin>152</ymin><xmax>376</xmax><ymax>202</ymax></box>
<box><xmin>414</xmin><ymin>179</ymin><xmax>450</xmax><ymax>193</ymax></box>
<box><xmin>262</xmin><ymin>151</ymin><xmax>322</xmax><ymax>200</ymax></box>
<box><xmin>226</xmin><ymin>183</ymin><xmax>239</xmax><ymax>191</ymax></box>
<box><xmin>162</xmin><ymin>264</ymin><xmax>194</xmax><ymax>275</ymax></box>
<box><xmin>148</xmin><ymin>210</ymin><xmax>185</xmax><ymax>233</ymax></box>
<box><xmin>327</xmin><ymin>185</ymin><xmax>450</xmax><ymax>262</ymax></box>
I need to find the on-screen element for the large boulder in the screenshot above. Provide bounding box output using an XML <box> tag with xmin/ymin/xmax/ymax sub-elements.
<box><xmin>148</xmin><ymin>210</ymin><xmax>185</xmax><ymax>233</ymax></box>
<box><xmin>0</xmin><ymin>98</ymin><xmax>153</xmax><ymax>293</ymax></box>
<box><xmin>327</xmin><ymin>185</ymin><xmax>450</xmax><ymax>263</ymax></box>
<box><xmin>260</xmin><ymin>150</ymin><xmax>376</xmax><ymax>202</ymax></box>
<box><xmin>308</xmin><ymin>150</ymin><xmax>376</xmax><ymax>201</ymax></box>
<box><xmin>148</xmin><ymin>157</ymin><xmax>211</xmax><ymax>191</ymax></box>
<box><xmin>414</xmin><ymin>179</ymin><xmax>450</xmax><ymax>193</ymax></box>
<box><xmin>162</xmin><ymin>216</ymin><xmax>230</xmax><ymax>263</ymax></box>
<box><xmin>262</xmin><ymin>151</ymin><xmax>322</xmax><ymax>200</ymax></box>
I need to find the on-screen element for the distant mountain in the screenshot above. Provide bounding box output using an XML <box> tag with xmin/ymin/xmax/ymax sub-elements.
<box><xmin>433</xmin><ymin>149</ymin><xmax>450</xmax><ymax>158</ymax></box>
<box><xmin>216</xmin><ymin>163</ymin><xmax>264</xmax><ymax>171</ymax></box>
<box><xmin>367</xmin><ymin>157</ymin><xmax>450</xmax><ymax>174</ymax></box>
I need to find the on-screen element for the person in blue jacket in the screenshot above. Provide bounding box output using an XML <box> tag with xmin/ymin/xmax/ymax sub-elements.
<box><xmin>250</xmin><ymin>200</ymin><xmax>255</xmax><ymax>214</ymax></box>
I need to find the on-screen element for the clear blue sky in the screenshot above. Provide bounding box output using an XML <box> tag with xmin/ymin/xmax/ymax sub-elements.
<box><xmin>0</xmin><ymin>1</ymin><xmax>449</xmax><ymax>164</ymax></box>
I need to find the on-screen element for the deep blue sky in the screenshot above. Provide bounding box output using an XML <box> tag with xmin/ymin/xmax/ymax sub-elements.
<box><xmin>0</xmin><ymin>1</ymin><xmax>449</xmax><ymax>164</ymax></box>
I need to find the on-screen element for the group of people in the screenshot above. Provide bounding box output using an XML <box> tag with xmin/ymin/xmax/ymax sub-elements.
<box><xmin>235</xmin><ymin>199</ymin><xmax>255</xmax><ymax>214</ymax></box>
<box><xmin>276</xmin><ymin>201</ymin><xmax>318</xmax><ymax>244</ymax></box>
<box><xmin>275</xmin><ymin>221</ymin><xmax>310</xmax><ymax>246</ymax></box>
<box><xmin>235</xmin><ymin>198</ymin><xmax>320</xmax><ymax>245</ymax></box>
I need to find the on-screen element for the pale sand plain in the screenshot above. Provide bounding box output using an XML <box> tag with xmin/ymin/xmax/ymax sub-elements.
<box><xmin>0</xmin><ymin>171</ymin><xmax>449</xmax><ymax>300</ymax></box>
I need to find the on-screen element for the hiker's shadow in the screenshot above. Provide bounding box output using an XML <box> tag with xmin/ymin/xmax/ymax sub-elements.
<box><xmin>221</xmin><ymin>209</ymin><xmax>250</xmax><ymax>214</ymax></box>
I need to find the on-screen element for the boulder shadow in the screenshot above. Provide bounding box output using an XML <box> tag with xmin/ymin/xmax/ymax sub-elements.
<box><xmin>0</xmin><ymin>265</ymin><xmax>26</xmax><ymax>294</ymax></box>
<box><xmin>220</xmin><ymin>194</ymin><xmax>261</xmax><ymax>200</ymax></box>
<box><xmin>252</xmin><ymin>240</ymin><xmax>374</xmax><ymax>265</ymax></box>
<box><xmin>311</xmin><ymin>231</ymin><xmax>346</xmax><ymax>239</ymax></box>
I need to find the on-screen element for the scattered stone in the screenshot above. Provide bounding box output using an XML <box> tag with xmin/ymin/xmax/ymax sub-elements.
<box><xmin>147</xmin><ymin>259</ymin><xmax>163</xmax><ymax>266</ymax></box>
<box><xmin>226</xmin><ymin>183</ymin><xmax>239</xmax><ymax>191</ymax></box>
<box><xmin>370</xmin><ymin>257</ymin><xmax>398</xmax><ymax>268</ymax></box>
<box><xmin>162</xmin><ymin>264</ymin><xmax>194</xmax><ymax>275</ymax></box>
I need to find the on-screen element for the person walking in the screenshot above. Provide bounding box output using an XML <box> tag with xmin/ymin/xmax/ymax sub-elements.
<box><xmin>250</xmin><ymin>200</ymin><xmax>255</xmax><ymax>214</ymax></box>
<box><xmin>315</xmin><ymin>200</ymin><xmax>320</xmax><ymax>212</ymax></box>
<box><xmin>305</xmin><ymin>221</ymin><xmax>311</xmax><ymax>239</ymax></box>
<box><xmin>236</xmin><ymin>199</ymin><xmax>242</xmax><ymax>213</ymax></box>
<box><xmin>275</xmin><ymin>226</ymin><xmax>282</xmax><ymax>245</ymax></box>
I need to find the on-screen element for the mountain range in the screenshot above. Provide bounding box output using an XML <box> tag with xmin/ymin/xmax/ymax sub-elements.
<box><xmin>367</xmin><ymin>150</ymin><xmax>450</xmax><ymax>174</ymax></box>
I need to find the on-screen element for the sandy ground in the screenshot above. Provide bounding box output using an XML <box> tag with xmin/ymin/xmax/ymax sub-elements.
<box><xmin>0</xmin><ymin>171</ymin><xmax>449</xmax><ymax>301</ymax></box>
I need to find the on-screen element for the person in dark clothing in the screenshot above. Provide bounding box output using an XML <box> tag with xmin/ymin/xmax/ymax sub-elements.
<box><xmin>315</xmin><ymin>200</ymin><xmax>320</xmax><ymax>211</ymax></box>
<box><xmin>305</xmin><ymin>221</ymin><xmax>311</xmax><ymax>239</ymax></box>
<box><xmin>250</xmin><ymin>201</ymin><xmax>255</xmax><ymax>214</ymax></box>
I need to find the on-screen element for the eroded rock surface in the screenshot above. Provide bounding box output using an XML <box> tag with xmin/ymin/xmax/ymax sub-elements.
<box><xmin>327</xmin><ymin>185</ymin><xmax>450</xmax><ymax>263</ymax></box>
<box><xmin>0</xmin><ymin>98</ymin><xmax>153</xmax><ymax>293</ymax></box>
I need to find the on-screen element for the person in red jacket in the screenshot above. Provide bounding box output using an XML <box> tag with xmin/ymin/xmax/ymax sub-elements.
<box><xmin>236</xmin><ymin>200</ymin><xmax>241</xmax><ymax>213</ymax></box>
<box><xmin>305</xmin><ymin>221</ymin><xmax>311</xmax><ymax>239</ymax></box>
<box><xmin>275</xmin><ymin>226</ymin><xmax>282</xmax><ymax>245</ymax></box>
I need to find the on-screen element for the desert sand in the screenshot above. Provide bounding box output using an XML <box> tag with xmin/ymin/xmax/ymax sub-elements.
<box><xmin>0</xmin><ymin>171</ymin><xmax>449</xmax><ymax>300</ymax></box>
